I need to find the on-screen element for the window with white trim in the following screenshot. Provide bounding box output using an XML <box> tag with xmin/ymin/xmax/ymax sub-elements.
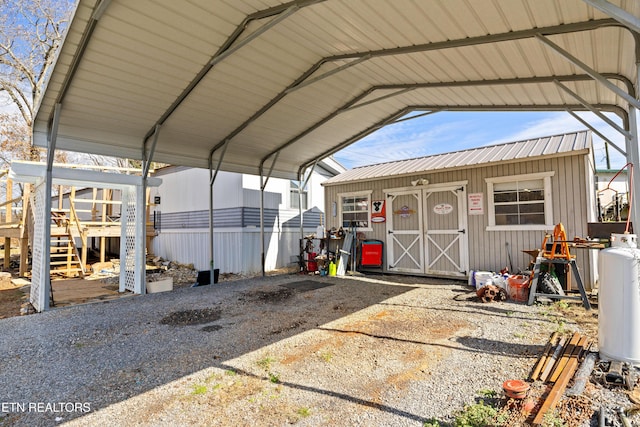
<box><xmin>339</xmin><ymin>191</ymin><xmax>371</xmax><ymax>229</ymax></box>
<box><xmin>289</xmin><ymin>181</ymin><xmax>307</xmax><ymax>210</ymax></box>
<box><xmin>486</xmin><ymin>172</ymin><xmax>554</xmax><ymax>230</ymax></box>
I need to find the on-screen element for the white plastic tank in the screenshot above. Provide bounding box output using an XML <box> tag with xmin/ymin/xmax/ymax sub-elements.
<box><xmin>598</xmin><ymin>233</ymin><xmax>640</xmax><ymax>364</ymax></box>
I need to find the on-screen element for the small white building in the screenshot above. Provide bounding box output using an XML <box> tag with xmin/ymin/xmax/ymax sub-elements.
<box><xmin>149</xmin><ymin>158</ymin><xmax>345</xmax><ymax>274</ymax></box>
<box><xmin>323</xmin><ymin>131</ymin><xmax>599</xmax><ymax>290</ymax></box>
<box><xmin>595</xmin><ymin>169</ymin><xmax>629</xmax><ymax>222</ymax></box>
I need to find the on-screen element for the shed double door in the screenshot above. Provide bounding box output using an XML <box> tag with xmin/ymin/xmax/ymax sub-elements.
<box><xmin>385</xmin><ymin>184</ymin><xmax>468</xmax><ymax>277</ymax></box>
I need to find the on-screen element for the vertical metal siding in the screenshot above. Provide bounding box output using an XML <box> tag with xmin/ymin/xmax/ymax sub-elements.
<box><xmin>325</xmin><ymin>155</ymin><xmax>594</xmax><ymax>288</ymax></box>
<box><xmin>151</xmin><ymin>228</ymin><xmax>316</xmax><ymax>274</ymax></box>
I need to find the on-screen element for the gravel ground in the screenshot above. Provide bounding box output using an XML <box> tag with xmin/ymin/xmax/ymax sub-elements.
<box><xmin>0</xmin><ymin>273</ymin><xmax>633</xmax><ymax>426</ymax></box>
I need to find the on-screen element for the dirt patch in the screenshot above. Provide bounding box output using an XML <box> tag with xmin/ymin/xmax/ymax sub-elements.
<box><xmin>0</xmin><ymin>287</ymin><xmax>24</xmax><ymax>319</ymax></box>
<box><xmin>200</xmin><ymin>324</ymin><xmax>223</xmax><ymax>332</ymax></box>
<box><xmin>238</xmin><ymin>287</ymin><xmax>294</xmax><ymax>304</ymax></box>
<box><xmin>553</xmin><ymin>300</ymin><xmax>599</xmax><ymax>339</ymax></box>
<box><xmin>280</xmin><ymin>280</ymin><xmax>334</xmax><ymax>292</ymax></box>
<box><xmin>269</xmin><ymin>319</ymin><xmax>306</xmax><ymax>335</ymax></box>
<box><xmin>160</xmin><ymin>308</ymin><xmax>222</xmax><ymax>326</ymax></box>
<box><xmin>50</xmin><ymin>278</ymin><xmax>124</xmax><ymax>306</ymax></box>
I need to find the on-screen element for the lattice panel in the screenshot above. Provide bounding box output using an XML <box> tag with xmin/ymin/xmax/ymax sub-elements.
<box><xmin>123</xmin><ymin>188</ymin><xmax>137</xmax><ymax>292</ymax></box>
<box><xmin>29</xmin><ymin>180</ymin><xmax>46</xmax><ymax>311</ymax></box>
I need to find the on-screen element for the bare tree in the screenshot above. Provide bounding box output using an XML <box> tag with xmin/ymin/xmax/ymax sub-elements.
<box><xmin>0</xmin><ymin>1</ymin><xmax>160</xmax><ymax>172</ymax></box>
<box><xmin>0</xmin><ymin>0</ymin><xmax>72</xmax><ymax>213</ymax></box>
<box><xmin>0</xmin><ymin>0</ymin><xmax>74</xmax><ymax>129</ymax></box>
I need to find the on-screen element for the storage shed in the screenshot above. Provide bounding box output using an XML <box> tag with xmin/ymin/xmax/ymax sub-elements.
<box><xmin>323</xmin><ymin>130</ymin><xmax>598</xmax><ymax>290</ymax></box>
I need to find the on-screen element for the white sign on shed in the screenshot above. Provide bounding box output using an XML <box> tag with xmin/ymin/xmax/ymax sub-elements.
<box><xmin>468</xmin><ymin>193</ymin><xmax>484</xmax><ymax>215</ymax></box>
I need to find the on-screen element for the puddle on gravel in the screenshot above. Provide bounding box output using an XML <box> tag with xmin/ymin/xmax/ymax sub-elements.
<box><xmin>160</xmin><ymin>308</ymin><xmax>222</xmax><ymax>326</ymax></box>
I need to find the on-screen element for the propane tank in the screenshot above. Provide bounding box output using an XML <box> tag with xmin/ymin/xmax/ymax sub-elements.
<box><xmin>598</xmin><ymin>233</ymin><xmax>640</xmax><ymax>364</ymax></box>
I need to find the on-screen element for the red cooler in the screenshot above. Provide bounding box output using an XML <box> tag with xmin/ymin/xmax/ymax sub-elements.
<box><xmin>360</xmin><ymin>240</ymin><xmax>383</xmax><ymax>267</ymax></box>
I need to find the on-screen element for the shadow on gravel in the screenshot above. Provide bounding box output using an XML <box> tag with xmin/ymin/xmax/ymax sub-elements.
<box><xmin>379</xmin><ymin>300</ymin><xmax>548</xmax><ymax>324</ymax></box>
<box><xmin>1</xmin><ymin>274</ymin><xmax>423</xmax><ymax>426</ymax></box>
<box><xmin>218</xmin><ymin>365</ymin><xmax>431</xmax><ymax>424</ymax></box>
<box><xmin>454</xmin><ymin>336</ymin><xmax>544</xmax><ymax>357</ymax></box>
<box><xmin>318</xmin><ymin>327</ymin><xmax>544</xmax><ymax>358</ymax></box>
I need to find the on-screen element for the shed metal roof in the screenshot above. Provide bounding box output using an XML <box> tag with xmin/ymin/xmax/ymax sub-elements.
<box><xmin>34</xmin><ymin>1</ymin><xmax>639</xmax><ymax>180</ymax></box>
<box><xmin>322</xmin><ymin>130</ymin><xmax>593</xmax><ymax>185</ymax></box>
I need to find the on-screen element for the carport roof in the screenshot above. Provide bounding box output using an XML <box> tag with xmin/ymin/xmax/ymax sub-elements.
<box><xmin>34</xmin><ymin>0</ymin><xmax>640</xmax><ymax>180</ymax></box>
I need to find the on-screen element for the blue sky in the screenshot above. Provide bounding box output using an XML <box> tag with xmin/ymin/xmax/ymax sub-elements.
<box><xmin>333</xmin><ymin>111</ymin><xmax>628</xmax><ymax>171</ymax></box>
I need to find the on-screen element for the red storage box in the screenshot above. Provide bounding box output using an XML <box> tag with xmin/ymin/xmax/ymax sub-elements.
<box><xmin>360</xmin><ymin>240</ymin><xmax>383</xmax><ymax>267</ymax></box>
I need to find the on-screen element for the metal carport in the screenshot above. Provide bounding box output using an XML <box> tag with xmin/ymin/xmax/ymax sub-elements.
<box><xmin>30</xmin><ymin>0</ymin><xmax>640</xmax><ymax>310</ymax></box>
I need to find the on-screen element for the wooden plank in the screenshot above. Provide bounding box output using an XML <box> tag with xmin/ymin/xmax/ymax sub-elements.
<box><xmin>548</xmin><ymin>332</ymin><xmax>581</xmax><ymax>383</ymax></box>
<box><xmin>530</xmin><ymin>332</ymin><xmax>559</xmax><ymax>381</ymax></box>
<box><xmin>533</xmin><ymin>339</ymin><xmax>590</xmax><ymax>425</ymax></box>
<box><xmin>540</xmin><ymin>336</ymin><xmax>566</xmax><ymax>382</ymax></box>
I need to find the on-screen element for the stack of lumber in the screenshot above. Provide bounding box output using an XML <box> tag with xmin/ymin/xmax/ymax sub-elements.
<box><xmin>528</xmin><ymin>332</ymin><xmax>592</xmax><ymax>425</ymax></box>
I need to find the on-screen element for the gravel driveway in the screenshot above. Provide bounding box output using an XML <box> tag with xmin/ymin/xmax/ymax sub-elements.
<box><xmin>0</xmin><ymin>273</ymin><xmax>584</xmax><ymax>426</ymax></box>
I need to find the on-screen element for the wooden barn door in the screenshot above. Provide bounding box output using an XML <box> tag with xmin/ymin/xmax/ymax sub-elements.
<box><xmin>423</xmin><ymin>185</ymin><xmax>468</xmax><ymax>277</ymax></box>
<box><xmin>385</xmin><ymin>189</ymin><xmax>424</xmax><ymax>274</ymax></box>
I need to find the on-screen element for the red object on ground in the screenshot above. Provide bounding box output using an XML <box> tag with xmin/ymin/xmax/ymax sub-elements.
<box><xmin>503</xmin><ymin>379</ymin><xmax>530</xmax><ymax>399</ymax></box>
<box><xmin>360</xmin><ymin>240</ymin><xmax>383</xmax><ymax>267</ymax></box>
<box><xmin>507</xmin><ymin>275</ymin><xmax>530</xmax><ymax>302</ymax></box>
<box><xmin>307</xmin><ymin>252</ymin><xmax>317</xmax><ymax>272</ymax></box>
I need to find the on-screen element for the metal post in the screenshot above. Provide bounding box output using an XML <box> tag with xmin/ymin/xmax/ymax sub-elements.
<box><xmin>207</xmin><ymin>140</ymin><xmax>230</xmax><ymax>285</ymax></box>
<box><xmin>259</xmin><ymin>166</ymin><xmax>266</xmax><ymax>277</ymax></box>
<box><xmin>209</xmin><ymin>160</ymin><xmax>214</xmax><ymax>284</ymax></box>
<box><xmin>298</xmin><ymin>172</ymin><xmax>304</xmax><ymax>243</ymax></box>
<box><xmin>298</xmin><ymin>162</ymin><xmax>318</xmax><ymax>242</ymax></box>
<box><xmin>136</xmin><ymin>179</ymin><xmax>146</xmax><ymax>294</ymax></box>
<box><xmin>629</xmin><ymin>109</ymin><xmax>640</xmax><ymax>232</ymax></box>
<box><xmin>627</xmin><ymin>62</ymin><xmax>640</xmax><ymax>234</ymax></box>
<box><xmin>40</xmin><ymin>103</ymin><xmax>61</xmax><ymax>311</ymax></box>
<box><xmin>143</xmin><ymin>125</ymin><xmax>161</xmax><ymax>179</ymax></box>
<box><xmin>259</xmin><ymin>152</ymin><xmax>281</xmax><ymax>277</ymax></box>
<box><xmin>137</xmin><ymin>124</ymin><xmax>161</xmax><ymax>294</ymax></box>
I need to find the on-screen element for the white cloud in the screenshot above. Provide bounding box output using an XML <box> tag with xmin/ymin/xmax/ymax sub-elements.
<box><xmin>335</xmin><ymin>117</ymin><xmax>481</xmax><ymax>168</ymax></box>
<box><xmin>489</xmin><ymin>112</ymin><xmax>627</xmax><ymax>169</ymax></box>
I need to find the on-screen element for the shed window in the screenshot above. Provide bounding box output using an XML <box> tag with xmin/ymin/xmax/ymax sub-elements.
<box><xmin>339</xmin><ymin>192</ymin><xmax>371</xmax><ymax>229</ymax></box>
<box><xmin>486</xmin><ymin>172</ymin><xmax>554</xmax><ymax>231</ymax></box>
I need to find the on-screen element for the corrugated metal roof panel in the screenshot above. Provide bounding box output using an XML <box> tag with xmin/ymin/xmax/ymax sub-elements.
<box><xmin>33</xmin><ymin>0</ymin><xmax>638</xmax><ymax>179</ymax></box>
<box><xmin>323</xmin><ymin>131</ymin><xmax>592</xmax><ymax>185</ymax></box>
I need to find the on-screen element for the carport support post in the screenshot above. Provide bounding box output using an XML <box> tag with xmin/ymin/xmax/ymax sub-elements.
<box><xmin>259</xmin><ymin>167</ymin><xmax>266</xmax><ymax>277</ymax></box>
<box><xmin>298</xmin><ymin>162</ymin><xmax>318</xmax><ymax>246</ymax></box>
<box><xmin>136</xmin><ymin>125</ymin><xmax>161</xmax><ymax>294</ymax></box>
<box><xmin>629</xmin><ymin>108</ymin><xmax>640</xmax><ymax>230</ymax></box>
<box><xmin>38</xmin><ymin>103</ymin><xmax>61</xmax><ymax>311</ymax></box>
<box><xmin>208</xmin><ymin>161</ymin><xmax>214</xmax><ymax>285</ymax></box>
<box><xmin>259</xmin><ymin>152</ymin><xmax>280</xmax><ymax>277</ymax></box>
<box><xmin>136</xmin><ymin>179</ymin><xmax>146</xmax><ymax>294</ymax></box>
<box><xmin>208</xmin><ymin>140</ymin><xmax>230</xmax><ymax>285</ymax></box>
